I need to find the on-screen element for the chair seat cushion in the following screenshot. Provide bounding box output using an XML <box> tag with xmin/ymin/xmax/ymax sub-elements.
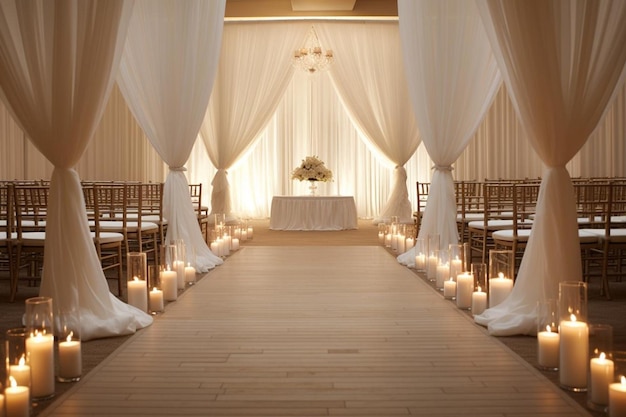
<box><xmin>98</xmin><ymin>220</ymin><xmax>159</xmax><ymax>232</ymax></box>
<box><xmin>468</xmin><ymin>219</ymin><xmax>515</xmax><ymax>231</ymax></box>
<box><xmin>582</xmin><ymin>228</ymin><xmax>626</xmax><ymax>243</ymax></box>
<box><xmin>91</xmin><ymin>232</ymin><xmax>124</xmax><ymax>244</ymax></box>
<box><xmin>457</xmin><ymin>212</ymin><xmax>484</xmax><ymax>222</ymax></box>
<box><xmin>492</xmin><ymin>229</ymin><xmax>532</xmax><ymax>242</ymax></box>
<box><xmin>20</xmin><ymin>232</ymin><xmax>46</xmax><ymax>245</ymax></box>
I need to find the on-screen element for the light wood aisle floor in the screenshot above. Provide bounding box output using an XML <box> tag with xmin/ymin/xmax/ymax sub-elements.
<box><xmin>40</xmin><ymin>246</ymin><xmax>591</xmax><ymax>417</ymax></box>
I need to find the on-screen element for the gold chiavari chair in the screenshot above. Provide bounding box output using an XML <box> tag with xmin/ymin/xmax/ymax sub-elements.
<box><xmin>1</xmin><ymin>182</ymin><xmax>15</xmax><ymax>299</ymax></box>
<box><xmin>413</xmin><ymin>181</ymin><xmax>429</xmax><ymax>237</ymax></box>
<box><xmin>12</xmin><ymin>184</ymin><xmax>48</xmax><ymax>302</ymax></box>
<box><xmin>189</xmin><ymin>183</ymin><xmax>210</xmax><ymax>242</ymax></box>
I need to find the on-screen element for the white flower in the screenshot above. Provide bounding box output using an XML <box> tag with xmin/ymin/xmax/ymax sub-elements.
<box><xmin>291</xmin><ymin>156</ymin><xmax>333</xmax><ymax>182</ymax></box>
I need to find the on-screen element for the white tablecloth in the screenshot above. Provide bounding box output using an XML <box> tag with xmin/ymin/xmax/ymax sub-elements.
<box><xmin>270</xmin><ymin>196</ymin><xmax>358</xmax><ymax>231</ymax></box>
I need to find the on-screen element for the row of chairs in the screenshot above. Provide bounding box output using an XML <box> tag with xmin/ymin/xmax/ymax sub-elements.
<box><xmin>1</xmin><ymin>180</ymin><xmax>210</xmax><ymax>301</ymax></box>
<box><xmin>415</xmin><ymin>177</ymin><xmax>626</xmax><ymax>299</ymax></box>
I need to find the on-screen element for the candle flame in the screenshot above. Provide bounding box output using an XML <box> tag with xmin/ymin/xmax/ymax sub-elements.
<box><xmin>621</xmin><ymin>375</ymin><xmax>626</xmax><ymax>385</ymax></box>
<box><xmin>133</xmin><ymin>276</ymin><xmax>139</xmax><ymax>282</ymax></box>
<box><xmin>66</xmin><ymin>331</ymin><xmax>73</xmax><ymax>343</ymax></box>
<box><xmin>599</xmin><ymin>352</ymin><xmax>606</xmax><ymax>361</ymax></box>
<box><xmin>570</xmin><ymin>314</ymin><xmax>577</xmax><ymax>322</ymax></box>
<box><xmin>498</xmin><ymin>272</ymin><xmax>504</xmax><ymax>279</ymax></box>
<box><xmin>18</xmin><ymin>355</ymin><xmax>26</xmax><ymax>366</ymax></box>
<box><xmin>448</xmin><ymin>277</ymin><xmax>454</xmax><ymax>282</ymax></box>
<box><xmin>545</xmin><ymin>325</ymin><xmax>552</xmax><ymax>333</ymax></box>
<box><xmin>477</xmin><ymin>286</ymin><xmax>482</xmax><ymax>292</ymax></box>
<box><xmin>9</xmin><ymin>375</ymin><xmax>17</xmax><ymax>388</ymax></box>
<box><xmin>152</xmin><ymin>286</ymin><xmax>158</xmax><ymax>292</ymax></box>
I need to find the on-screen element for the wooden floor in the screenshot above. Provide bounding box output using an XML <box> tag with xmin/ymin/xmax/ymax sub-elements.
<box><xmin>39</xmin><ymin>246</ymin><xmax>591</xmax><ymax>417</ymax></box>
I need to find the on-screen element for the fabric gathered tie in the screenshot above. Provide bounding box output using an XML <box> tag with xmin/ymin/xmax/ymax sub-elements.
<box><xmin>432</xmin><ymin>165</ymin><xmax>454</xmax><ymax>172</ymax></box>
<box><xmin>170</xmin><ymin>166</ymin><xmax>187</xmax><ymax>172</ymax></box>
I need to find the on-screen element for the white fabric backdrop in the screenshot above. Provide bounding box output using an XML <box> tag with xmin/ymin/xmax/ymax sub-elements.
<box><xmin>316</xmin><ymin>22</ymin><xmax>421</xmax><ymax>224</ymax></box>
<box><xmin>474</xmin><ymin>0</ymin><xmax>626</xmax><ymax>335</ymax></box>
<box><xmin>117</xmin><ymin>0</ymin><xmax>225</xmax><ymax>271</ymax></box>
<box><xmin>396</xmin><ymin>0</ymin><xmax>501</xmax><ymax>266</ymax></box>
<box><xmin>199</xmin><ymin>21</ymin><xmax>308</xmax><ymax>221</ymax></box>
<box><xmin>0</xmin><ymin>0</ymin><xmax>152</xmax><ymax>340</ymax></box>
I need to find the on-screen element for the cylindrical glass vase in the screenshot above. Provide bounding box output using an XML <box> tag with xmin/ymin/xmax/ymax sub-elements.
<box><xmin>24</xmin><ymin>296</ymin><xmax>55</xmax><ymax>400</ymax></box>
<box><xmin>148</xmin><ymin>265</ymin><xmax>164</xmax><ymax>314</ymax></box>
<box><xmin>587</xmin><ymin>324</ymin><xmax>614</xmax><ymax>411</ymax></box>
<box><xmin>558</xmin><ymin>281</ymin><xmax>589</xmax><ymax>392</ymax></box>
<box><xmin>160</xmin><ymin>244</ymin><xmax>178</xmax><ymax>302</ymax></box>
<box><xmin>426</xmin><ymin>234</ymin><xmax>440</xmax><ymax>282</ymax></box>
<box><xmin>488</xmin><ymin>250</ymin><xmax>514</xmax><ymax>308</ymax></box>
<box><xmin>56</xmin><ymin>308</ymin><xmax>82</xmax><ymax>383</ymax></box>
<box><xmin>127</xmin><ymin>252</ymin><xmax>148</xmax><ymax>313</ymax></box>
<box><xmin>5</xmin><ymin>327</ymin><xmax>31</xmax><ymax>390</ymax></box>
<box><xmin>414</xmin><ymin>238</ymin><xmax>426</xmax><ymax>272</ymax></box>
<box><xmin>536</xmin><ymin>298</ymin><xmax>559</xmax><ymax>371</ymax></box>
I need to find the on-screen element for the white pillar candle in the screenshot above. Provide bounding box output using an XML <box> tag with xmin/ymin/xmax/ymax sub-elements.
<box><xmin>5</xmin><ymin>378</ymin><xmax>29</xmax><ymax>417</ymax></box>
<box><xmin>415</xmin><ymin>253</ymin><xmax>425</xmax><ymax>270</ymax></box>
<box><xmin>378</xmin><ymin>232</ymin><xmax>384</xmax><ymax>244</ymax></box>
<box><xmin>160</xmin><ymin>269</ymin><xmax>178</xmax><ymax>301</ymax></box>
<box><xmin>471</xmin><ymin>287</ymin><xmax>487</xmax><ymax>316</ymax></box>
<box><xmin>8</xmin><ymin>356</ymin><xmax>31</xmax><ymax>388</ymax></box>
<box><xmin>174</xmin><ymin>260</ymin><xmax>185</xmax><ymax>290</ymax></box>
<box><xmin>223</xmin><ymin>235</ymin><xmax>232</xmax><ymax>250</ymax></box>
<box><xmin>436</xmin><ymin>263</ymin><xmax>449</xmax><ymax>289</ymax></box>
<box><xmin>185</xmin><ymin>264</ymin><xmax>196</xmax><ymax>284</ymax></box>
<box><xmin>391</xmin><ymin>234</ymin><xmax>398</xmax><ymax>251</ymax></box>
<box><xmin>609</xmin><ymin>376</ymin><xmax>626</xmax><ymax>417</ymax></box>
<box><xmin>559</xmin><ymin>315</ymin><xmax>589</xmax><ymax>390</ymax></box>
<box><xmin>384</xmin><ymin>233</ymin><xmax>391</xmax><ymax>248</ymax></box>
<box><xmin>537</xmin><ymin>325</ymin><xmax>560</xmax><ymax>370</ymax></box>
<box><xmin>456</xmin><ymin>272</ymin><xmax>474</xmax><ymax>309</ymax></box>
<box><xmin>231</xmin><ymin>238</ymin><xmax>240</xmax><ymax>251</ymax></box>
<box><xmin>590</xmin><ymin>352</ymin><xmax>614</xmax><ymax>406</ymax></box>
<box><xmin>0</xmin><ymin>393</ymin><xmax>4</xmax><ymax>417</ymax></box>
<box><xmin>241</xmin><ymin>229</ymin><xmax>248</xmax><ymax>241</ymax></box>
<box><xmin>247</xmin><ymin>226</ymin><xmax>253</xmax><ymax>239</ymax></box>
<box><xmin>127</xmin><ymin>277</ymin><xmax>148</xmax><ymax>313</ymax></box>
<box><xmin>210</xmin><ymin>241</ymin><xmax>219</xmax><ymax>255</ymax></box>
<box><xmin>405</xmin><ymin>237</ymin><xmax>414</xmax><ymax>251</ymax></box>
<box><xmin>26</xmin><ymin>332</ymin><xmax>54</xmax><ymax>399</ymax></box>
<box><xmin>58</xmin><ymin>335</ymin><xmax>82</xmax><ymax>380</ymax></box>
<box><xmin>443</xmin><ymin>278</ymin><xmax>456</xmax><ymax>299</ymax></box>
<box><xmin>397</xmin><ymin>235</ymin><xmax>405</xmax><ymax>253</ymax></box>
<box><xmin>149</xmin><ymin>287</ymin><xmax>164</xmax><ymax>312</ymax></box>
<box><xmin>489</xmin><ymin>272</ymin><xmax>513</xmax><ymax>307</ymax></box>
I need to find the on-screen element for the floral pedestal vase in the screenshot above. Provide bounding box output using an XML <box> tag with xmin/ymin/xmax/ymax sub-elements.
<box><xmin>308</xmin><ymin>180</ymin><xmax>318</xmax><ymax>196</ymax></box>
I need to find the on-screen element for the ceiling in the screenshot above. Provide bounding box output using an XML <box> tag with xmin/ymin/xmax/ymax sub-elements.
<box><xmin>225</xmin><ymin>0</ymin><xmax>398</xmax><ymax>20</ymax></box>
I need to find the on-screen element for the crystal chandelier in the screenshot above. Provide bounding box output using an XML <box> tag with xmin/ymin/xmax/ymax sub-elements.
<box><xmin>292</xmin><ymin>26</ymin><xmax>333</xmax><ymax>74</ymax></box>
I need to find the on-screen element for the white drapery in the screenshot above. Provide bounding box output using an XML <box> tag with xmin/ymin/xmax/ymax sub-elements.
<box><xmin>0</xmin><ymin>0</ymin><xmax>152</xmax><ymax>340</ymax></box>
<box><xmin>474</xmin><ymin>0</ymin><xmax>626</xmax><ymax>335</ymax></box>
<box><xmin>316</xmin><ymin>22</ymin><xmax>421</xmax><ymax>224</ymax></box>
<box><xmin>396</xmin><ymin>0</ymin><xmax>501</xmax><ymax>266</ymax></box>
<box><xmin>117</xmin><ymin>0</ymin><xmax>225</xmax><ymax>271</ymax></box>
<box><xmin>199</xmin><ymin>21</ymin><xmax>308</xmax><ymax>221</ymax></box>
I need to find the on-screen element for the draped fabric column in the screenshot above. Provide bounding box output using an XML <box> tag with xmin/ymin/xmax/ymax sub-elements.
<box><xmin>474</xmin><ymin>0</ymin><xmax>626</xmax><ymax>335</ymax></box>
<box><xmin>0</xmin><ymin>0</ymin><xmax>152</xmax><ymax>340</ymax></box>
<box><xmin>396</xmin><ymin>0</ymin><xmax>501</xmax><ymax>266</ymax></box>
<box><xmin>117</xmin><ymin>0</ymin><xmax>224</xmax><ymax>272</ymax></box>
<box><xmin>315</xmin><ymin>22</ymin><xmax>421</xmax><ymax>224</ymax></box>
<box><xmin>199</xmin><ymin>22</ymin><xmax>308</xmax><ymax>220</ymax></box>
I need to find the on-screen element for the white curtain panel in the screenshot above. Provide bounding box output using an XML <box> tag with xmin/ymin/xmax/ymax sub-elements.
<box><xmin>396</xmin><ymin>0</ymin><xmax>501</xmax><ymax>266</ymax></box>
<box><xmin>316</xmin><ymin>22</ymin><xmax>421</xmax><ymax>224</ymax></box>
<box><xmin>199</xmin><ymin>21</ymin><xmax>308</xmax><ymax>220</ymax></box>
<box><xmin>474</xmin><ymin>0</ymin><xmax>626</xmax><ymax>335</ymax></box>
<box><xmin>0</xmin><ymin>0</ymin><xmax>152</xmax><ymax>340</ymax></box>
<box><xmin>117</xmin><ymin>0</ymin><xmax>225</xmax><ymax>271</ymax></box>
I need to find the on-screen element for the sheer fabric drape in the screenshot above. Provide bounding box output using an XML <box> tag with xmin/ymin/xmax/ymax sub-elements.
<box><xmin>117</xmin><ymin>0</ymin><xmax>225</xmax><ymax>271</ymax></box>
<box><xmin>0</xmin><ymin>0</ymin><xmax>152</xmax><ymax>341</ymax></box>
<box><xmin>199</xmin><ymin>21</ymin><xmax>307</xmax><ymax>220</ymax></box>
<box><xmin>315</xmin><ymin>22</ymin><xmax>421</xmax><ymax>224</ymax></box>
<box><xmin>396</xmin><ymin>0</ymin><xmax>501</xmax><ymax>266</ymax></box>
<box><xmin>474</xmin><ymin>0</ymin><xmax>626</xmax><ymax>335</ymax></box>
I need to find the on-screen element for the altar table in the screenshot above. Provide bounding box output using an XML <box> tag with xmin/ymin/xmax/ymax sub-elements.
<box><xmin>270</xmin><ymin>196</ymin><xmax>358</xmax><ymax>231</ymax></box>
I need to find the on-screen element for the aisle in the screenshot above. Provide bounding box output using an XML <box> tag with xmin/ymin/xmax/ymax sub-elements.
<box><xmin>40</xmin><ymin>246</ymin><xmax>590</xmax><ymax>417</ymax></box>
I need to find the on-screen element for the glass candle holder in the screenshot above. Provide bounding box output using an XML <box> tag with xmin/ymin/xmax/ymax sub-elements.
<box><xmin>448</xmin><ymin>244</ymin><xmax>464</xmax><ymax>283</ymax></box>
<box><xmin>148</xmin><ymin>265</ymin><xmax>164</xmax><ymax>314</ymax></box>
<box><xmin>5</xmin><ymin>327</ymin><xmax>31</xmax><ymax>390</ymax></box>
<box><xmin>56</xmin><ymin>308</ymin><xmax>82</xmax><ymax>383</ymax></box>
<box><xmin>469</xmin><ymin>264</ymin><xmax>487</xmax><ymax>316</ymax></box>
<box><xmin>462</xmin><ymin>263</ymin><xmax>484</xmax><ymax>311</ymax></box>
<box><xmin>488</xmin><ymin>250</ymin><xmax>514</xmax><ymax>308</ymax></box>
<box><xmin>609</xmin><ymin>375</ymin><xmax>626</xmax><ymax>417</ymax></box>
<box><xmin>426</xmin><ymin>234</ymin><xmax>440</xmax><ymax>282</ymax></box>
<box><xmin>587</xmin><ymin>324</ymin><xmax>614</xmax><ymax>411</ymax></box>
<box><xmin>558</xmin><ymin>281</ymin><xmax>589</xmax><ymax>392</ymax></box>
<box><xmin>160</xmin><ymin>244</ymin><xmax>178</xmax><ymax>302</ymax></box>
<box><xmin>174</xmin><ymin>239</ymin><xmax>187</xmax><ymax>289</ymax></box>
<box><xmin>377</xmin><ymin>223</ymin><xmax>385</xmax><ymax>244</ymax></box>
<box><xmin>184</xmin><ymin>246</ymin><xmax>197</xmax><ymax>286</ymax></box>
<box><xmin>24</xmin><ymin>296</ymin><xmax>55</xmax><ymax>400</ymax></box>
<box><xmin>414</xmin><ymin>237</ymin><xmax>426</xmax><ymax>272</ymax></box>
<box><xmin>127</xmin><ymin>252</ymin><xmax>148</xmax><ymax>313</ymax></box>
<box><xmin>536</xmin><ymin>298</ymin><xmax>559</xmax><ymax>371</ymax></box>
<box><xmin>435</xmin><ymin>249</ymin><xmax>449</xmax><ymax>290</ymax></box>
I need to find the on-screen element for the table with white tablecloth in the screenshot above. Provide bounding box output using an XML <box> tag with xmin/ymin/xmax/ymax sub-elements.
<box><xmin>269</xmin><ymin>196</ymin><xmax>358</xmax><ymax>231</ymax></box>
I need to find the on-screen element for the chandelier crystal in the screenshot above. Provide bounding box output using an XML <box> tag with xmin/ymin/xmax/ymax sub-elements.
<box><xmin>292</xmin><ymin>26</ymin><xmax>333</xmax><ymax>74</ymax></box>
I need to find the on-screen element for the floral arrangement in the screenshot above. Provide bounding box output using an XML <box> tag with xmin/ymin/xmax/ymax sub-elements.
<box><xmin>291</xmin><ymin>155</ymin><xmax>333</xmax><ymax>182</ymax></box>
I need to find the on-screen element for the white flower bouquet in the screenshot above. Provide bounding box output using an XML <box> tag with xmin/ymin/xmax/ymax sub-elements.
<box><xmin>291</xmin><ymin>156</ymin><xmax>333</xmax><ymax>182</ymax></box>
